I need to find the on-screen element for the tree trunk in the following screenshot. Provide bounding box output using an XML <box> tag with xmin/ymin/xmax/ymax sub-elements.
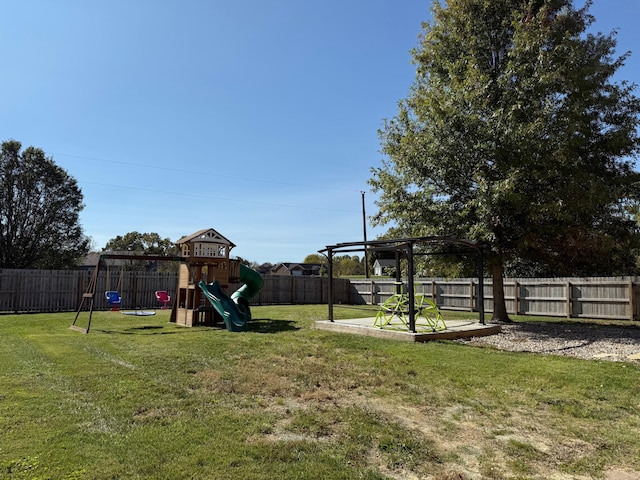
<box><xmin>491</xmin><ymin>260</ymin><xmax>512</xmax><ymax>323</ymax></box>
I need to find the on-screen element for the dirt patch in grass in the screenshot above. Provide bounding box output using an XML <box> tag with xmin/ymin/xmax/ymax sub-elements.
<box><xmin>360</xmin><ymin>398</ymin><xmax>639</xmax><ymax>480</ymax></box>
<box><xmin>189</xmin><ymin>345</ymin><xmax>640</xmax><ymax>479</ymax></box>
<box><xmin>270</xmin><ymin>389</ymin><xmax>628</xmax><ymax>479</ymax></box>
<box><xmin>605</xmin><ymin>468</ymin><xmax>640</xmax><ymax>480</ymax></box>
<box><xmin>195</xmin><ymin>357</ymin><xmax>297</xmax><ymax>398</ymax></box>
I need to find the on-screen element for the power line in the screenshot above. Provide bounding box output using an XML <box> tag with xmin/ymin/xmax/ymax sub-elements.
<box><xmin>78</xmin><ymin>180</ymin><xmax>357</xmax><ymax>214</ymax></box>
<box><xmin>51</xmin><ymin>152</ymin><xmax>363</xmax><ymax>193</ymax></box>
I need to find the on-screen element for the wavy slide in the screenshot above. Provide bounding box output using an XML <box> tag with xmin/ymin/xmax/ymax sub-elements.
<box><xmin>198</xmin><ymin>264</ymin><xmax>264</xmax><ymax>332</ymax></box>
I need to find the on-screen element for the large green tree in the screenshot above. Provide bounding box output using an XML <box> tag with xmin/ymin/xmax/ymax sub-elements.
<box><xmin>370</xmin><ymin>0</ymin><xmax>640</xmax><ymax>321</ymax></box>
<box><xmin>103</xmin><ymin>231</ymin><xmax>176</xmax><ymax>255</ymax></box>
<box><xmin>103</xmin><ymin>231</ymin><xmax>178</xmax><ymax>272</ymax></box>
<box><xmin>0</xmin><ymin>139</ymin><xmax>89</xmax><ymax>268</ymax></box>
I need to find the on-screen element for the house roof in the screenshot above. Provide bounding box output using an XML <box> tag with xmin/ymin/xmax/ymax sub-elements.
<box><xmin>175</xmin><ymin>228</ymin><xmax>236</xmax><ymax>248</ymax></box>
<box><xmin>271</xmin><ymin>262</ymin><xmax>322</xmax><ymax>272</ymax></box>
<box><xmin>373</xmin><ymin>259</ymin><xmax>396</xmax><ymax>267</ymax></box>
<box><xmin>81</xmin><ymin>252</ymin><xmax>101</xmax><ymax>267</ymax></box>
<box><xmin>274</xmin><ymin>262</ymin><xmax>322</xmax><ymax>272</ymax></box>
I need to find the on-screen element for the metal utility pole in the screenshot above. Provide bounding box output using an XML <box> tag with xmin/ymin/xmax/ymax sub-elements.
<box><xmin>361</xmin><ymin>191</ymin><xmax>369</xmax><ymax>278</ymax></box>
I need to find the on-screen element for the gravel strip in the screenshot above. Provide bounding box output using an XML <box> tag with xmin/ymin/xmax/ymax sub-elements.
<box><xmin>457</xmin><ymin>321</ymin><xmax>640</xmax><ymax>362</ymax></box>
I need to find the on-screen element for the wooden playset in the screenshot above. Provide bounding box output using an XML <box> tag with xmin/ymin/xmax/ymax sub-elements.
<box><xmin>170</xmin><ymin>228</ymin><xmax>241</xmax><ymax>327</ymax></box>
<box><xmin>71</xmin><ymin>227</ymin><xmax>257</xmax><ymax>334</ymax></box>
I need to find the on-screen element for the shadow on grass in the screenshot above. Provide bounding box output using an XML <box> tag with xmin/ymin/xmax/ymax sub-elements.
<box><xmin>95</xmin><ymin>325</ymin><xmax>216</xmax><ymax>335</ymax></box>
<box><xmin>93</xmin><ymin>319</ymin><xmax>299</xmax><ymax>335</ymax></box>
<box><xmin>247</xmin><ymin>318</ymin><xmax>300</xmax><ymax>334</ymax></box>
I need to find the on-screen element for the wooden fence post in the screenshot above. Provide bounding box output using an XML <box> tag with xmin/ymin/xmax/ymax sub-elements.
<box><xmin>431</xmin><ymin>280</ymin><xmax>437</xmax><ymax>304</ymax></box>
<box><xmin>370</xmin><ymin>280</ymin><xmax>375</xmax><ymax>305</ymax></box>
<box><xmin>469</xmin><ymin>279</ymin><xmax>474</xmax><ymax>312</ymax></box>
<box><xmin>629</xmin><ymin>278</ymin><xmax>635</xmax><ymax>321</ymax></box>
<box><xmin>14</xmin><ymin>272</ymin><xmax>22</xmax><ymax>313</ymax></box>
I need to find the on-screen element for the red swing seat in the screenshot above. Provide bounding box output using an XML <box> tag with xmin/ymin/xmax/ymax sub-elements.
<box><xmin>155</xmin><ymin>290</ymin><xmax>171</xmax><ymax>309</ymax></box>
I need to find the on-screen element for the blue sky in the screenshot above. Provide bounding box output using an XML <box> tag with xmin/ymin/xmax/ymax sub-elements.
<box><xmin>1</xmin><ymin>1</ymin><xmax>638</xmax><ymax>264</ymax></box>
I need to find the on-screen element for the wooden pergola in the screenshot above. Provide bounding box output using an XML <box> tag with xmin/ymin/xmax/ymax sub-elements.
<box><xmin>319</xmin><ymin>236</ymin><xmax>486</xmax><ymax>332</ymax></box>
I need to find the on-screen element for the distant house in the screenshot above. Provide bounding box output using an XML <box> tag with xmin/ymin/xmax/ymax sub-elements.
<box><xmin>272</xmin><ymin>263</ymin><xmax>322</xmax><ymax>276</ymax></box>
<box><xmin>79</xmin><ymin>252</ymin><xmax>101</xmax><ymax>271</ymax></box>
<box><xmin>373</xmin><ymin>259</ymin><xmax>396</xmax><ymax>276</ymax></box>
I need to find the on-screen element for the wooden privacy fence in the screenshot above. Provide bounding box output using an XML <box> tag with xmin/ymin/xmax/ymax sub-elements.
<box><xmin>230</xmin><ymin>275</ymin><xmax>351</xmax><ymax>306</ymax></box>
<box><xmin>0</xmin><ymin>269</ymin><xmax>352</xmax><ymax>313</ymax></box>
<box><xmin>3</xmin><ymin>268</ymin><xmax>639</xmax><ymax>320</ymax></box>
<box><xmin>0</xmin><ymin>269</ymin><xmax>179</xmax><ymax>313</ymax></box>
<box><xmin>350</xmin><ymin>277</ymin><xmax>640</xmax><ymax>321</ymax></box>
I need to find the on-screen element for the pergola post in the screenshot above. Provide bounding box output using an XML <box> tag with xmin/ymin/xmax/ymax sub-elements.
<box><xmin>406</xmin><ymin>242</ymin><xmax>416</xmax><ymax>333</ymax></box>
<box><xmin>327</xmin><ymin>249</ymin><xmax>334</xmax><ymax>322</ymax></box>
<box><xmin>477</xmin><ymin>250</ymin><xmax>485</xmax><ymax>325</ymax></box>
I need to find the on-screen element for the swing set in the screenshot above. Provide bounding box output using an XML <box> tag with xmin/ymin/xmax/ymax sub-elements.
<box><xmin>71</xmin><ymin>253</ymin><xmax>184</xmax><ymax>333</ymax></box>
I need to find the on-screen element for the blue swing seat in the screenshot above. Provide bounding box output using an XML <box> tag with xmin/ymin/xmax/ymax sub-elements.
<box><xmin>105</xmin><ymin>291</ymin><xmax>122</xmax><ymax>310</ymax></box>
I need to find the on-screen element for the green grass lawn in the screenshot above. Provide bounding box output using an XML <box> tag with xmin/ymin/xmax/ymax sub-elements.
<box><xmin>1</xmin><ymin>306</ymin><xmax>639</xmax><ymax>479</ymax></box>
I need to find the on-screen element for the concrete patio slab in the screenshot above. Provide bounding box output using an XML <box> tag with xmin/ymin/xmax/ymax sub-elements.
<box><xmin>314</xmin><ymin>317</ymin><xmax>501</xmax><ymax>342</ymax></box>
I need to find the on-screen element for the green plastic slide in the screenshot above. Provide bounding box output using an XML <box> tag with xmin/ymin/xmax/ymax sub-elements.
<box><xmin>198</xmin><ymin>264</ymin><xmax>264</xmax><ymax>332</ymax></box>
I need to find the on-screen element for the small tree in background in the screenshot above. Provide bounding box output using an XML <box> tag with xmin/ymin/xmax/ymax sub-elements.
<box><xmin>305</xmin><ymin>253</ymin><xmax>364</xmax><ymax>276</ymax></box>
<box><xmin>370</xmin><ymin>0</ymin><xmax>640</xmax><ymax>321</ymax></box>
<box><xmin>303</xmin><ymin>253</ymin><xmax>326</xmax><ymax>265</ymax></box>
<box><xmin>0</xmin><ymin>139</ymin><xmax>89</xmax><ymax>269</ymax></box>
